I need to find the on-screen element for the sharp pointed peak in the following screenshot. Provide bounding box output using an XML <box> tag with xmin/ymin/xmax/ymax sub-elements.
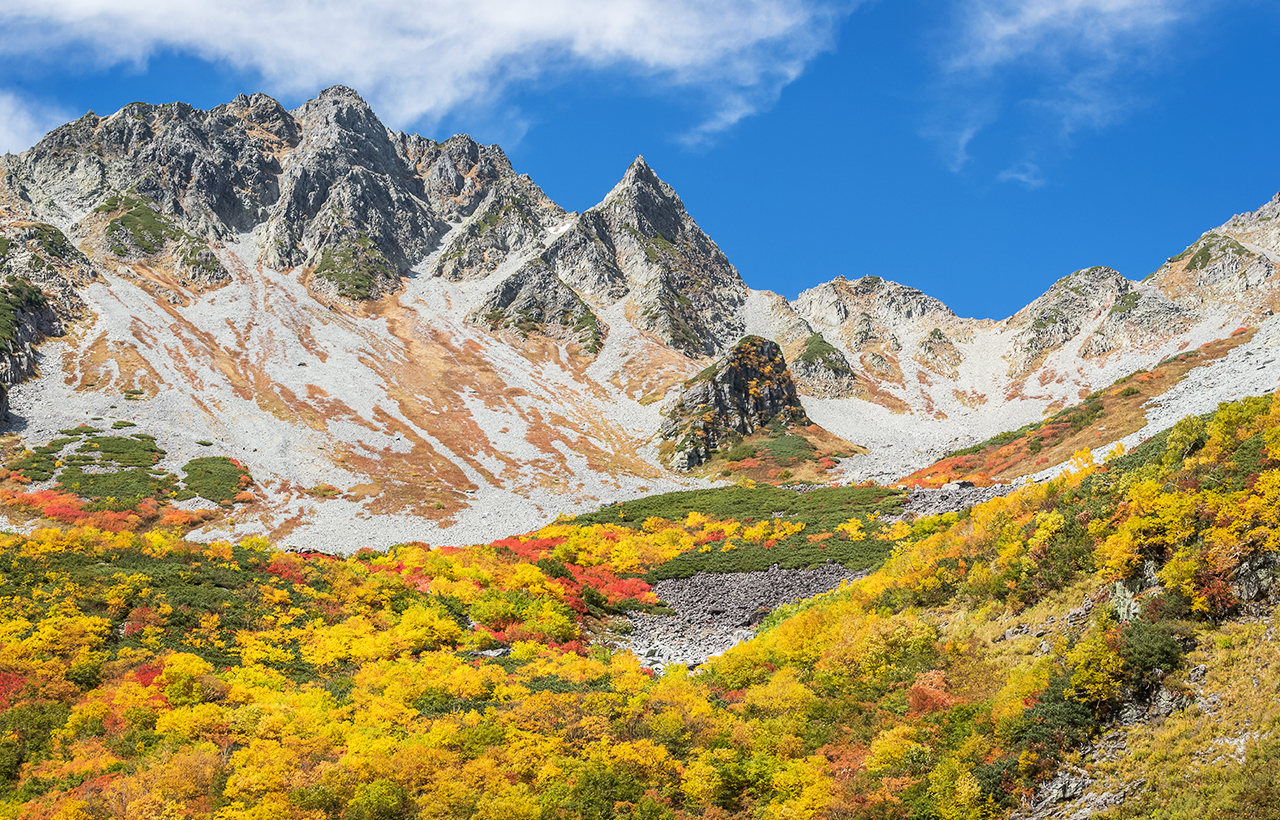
<box><xmin>620</xmin><ymin>154</ymin><xmax>664</xmax><ymax>188</ymax></box>
<box><xmin>591</xmin><ymin>153</ymin><xmax>680</xmax><ymax>212</ymax></box>
<box><xmin>317</xmin><ymin>85</ymin><xmax>367</xmax><ymax>103</ymax></box>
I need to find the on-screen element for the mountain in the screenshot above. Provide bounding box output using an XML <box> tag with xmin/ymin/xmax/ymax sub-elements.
<box><xmin>2</xmin><ymin>87</ymin><xmax>1280</xmax><ymax>550</ymax></box>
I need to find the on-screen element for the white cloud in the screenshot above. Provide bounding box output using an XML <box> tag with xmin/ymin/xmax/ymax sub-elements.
<box><xmin>997</xmin><ymin>160</ymin><xmax>1045</xmax><ymax>188</ymax></box>
<box><xmin>929</xmin><ymin>0</ymin><xmax>1208</xmax><ymax>180</ymax></box>
<box><xmin>948</xmin><ymin>123</ymin><xmax>983</xmax><ymax>172</ymax></box>
<box><xmin>0</xmin><ymin>0</ymin><xmax>850</xmax><ymax>141</ymax></box>
<box><xmin>947</xmin><ymin>0</ymin><xmax>1189</xmax><ymax>74</ymax></box>
<box><xmin>0</xmin><ymin>91</ymin><xmax>72</xmax><ymax>154</ymax></box>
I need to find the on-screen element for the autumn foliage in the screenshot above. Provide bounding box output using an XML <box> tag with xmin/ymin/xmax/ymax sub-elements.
<box><xmin>1</xmin><ymin>394</ymin><xmax>1279</xmax><ymax>818</ymax></box>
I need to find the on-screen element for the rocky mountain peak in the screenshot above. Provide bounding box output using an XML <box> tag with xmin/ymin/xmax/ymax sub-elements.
<box><xmin>316</xmin><ymin>84</ymin><xmax>367</xmax><ymax>103</ymax></box>
<box><xmin>795</xmin><ymin>276</ymin><xmax>953</xmax><ymax>330</ymax></box>
<box><xmin>288</xmin><ymin>86</ymin><xmax>402</xmax><ymax>175</ymax></box>
<box><xmin>618</xmin><ymin>155</ymin><xmax>662</xmax><ymax>190</ymax></box>
<box><xmin>594</xmin><ymin>154</ymin><xmax>688</xmax><ymax>240</ymax></box>
<box><xmin>1004</xmin><ymin>266</ymin><xmax>1173</xmax><ymax>376</ymax></box>
<box><xmin>1009</xmin><ymin>266</ymin><xmax>1128</xmax><ymax>328</ymax></box>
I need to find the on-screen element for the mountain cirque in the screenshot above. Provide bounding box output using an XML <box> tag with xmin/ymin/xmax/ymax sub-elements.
<box><xmin>1</xmin><ymin>85</ymin><xmax>1280</xmax><ymax>551</ymax></box>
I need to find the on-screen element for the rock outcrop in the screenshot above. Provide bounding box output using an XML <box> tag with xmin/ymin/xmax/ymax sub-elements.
<box><xmin>1147</xmin><ymin>230</ymin><xmax>1280</xmax><ymax>317</ymax></box>
<box><xmin>788</xmin><ymin>332</ymin><xmax>862</xmax><ymax>398</ymax></box>
<box><xmin>0</xmin><ymin>221</ymin><xmax>95</xmax><ymax>417</ymax></box>
<box><xmin>432</xmin><ymin>180</ymin><xmax>565</xmax><ymax>282</ymax></box>
<box><xmin>660</xmin><ymin>336</ymin><xmax>809</xmax><ymax>469</ymax></box>
<box><xmin>467</xmin><ymin>260</ymin><xmax>604</xmax><ymax>353</ymax></box>
<box><xmin>793</xmin><ymin>275</ymin><xmax>958</xmax><ymax>392</ymax></box>
<box><xmin>1005</xmin><ymin>266</ymin><xmax>1127</xmax><ymax>376</ymax></box>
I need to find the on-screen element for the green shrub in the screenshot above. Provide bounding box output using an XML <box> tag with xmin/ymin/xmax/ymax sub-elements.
<box><xmin>343</xmin><ymin>778</ymin><xmax>416</xmax><ymax>820</ymax></box>
<box><xmin>796</xmin><ymin>333</ymin><xmax>851</xmax><ymax>374</ymax></box>
<box><xmin>30</xmin><ymin>224</ymin><xmax>78</xmax><ymax>260</ymax></box>
<box><xmin>181</xmin><ymin>457</ymin><xmax>251</xmax><ymax>504</ymax></box>
<box><xmin>757</xmin><ymin>435</ymin><xmax>815</xmax><ymax>464</ymax></box>
<box><xmin>1109</xmin><ymin>292</ymin><xmax>1141</xmax><ymax>316</ymax></box>
<box><xmin>0</xmin><ymin>275</ymin><xmax>48</xmax><ymax>347</ymax></box>
<box><xmin>101</xmin><ymin>195</ymin><xmax>182</xmax><ymax>255</ymax></box>
<box><xmin>1120</xmin><ymin>620</ymin><xmax>1184</xmax><ymax>689</ymax></box>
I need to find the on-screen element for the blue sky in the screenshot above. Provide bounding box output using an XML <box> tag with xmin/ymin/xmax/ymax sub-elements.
<box><xmin>2</xmin><ymin>0</ymin><xmax>1278</xmax><ymax>320</ymax></box>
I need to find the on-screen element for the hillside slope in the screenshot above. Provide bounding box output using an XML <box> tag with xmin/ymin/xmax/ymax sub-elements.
<box><xmin>1</xmin><ymin>393</ymin><xmax>1278</xmax><ymax>818</ymax></box>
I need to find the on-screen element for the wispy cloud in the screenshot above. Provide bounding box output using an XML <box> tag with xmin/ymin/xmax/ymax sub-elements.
<box><xmin>0</xmin><ymin>91</ymin><xmax>73</xmax><ymax>154</ymax></box>
<box><xmin>929</xmin><ymin>0</ymin><xmax>1206</xmax><ymax>183</ymax></box>
<box><xmin>947</xmin><ymin>0</ymin><xmax>1188</xmax><ymax>74</ymax></box>
<box><xmin>997</xmin><ymin>160</ymin><xmax>1045</xmax><ymax>188</ymax></box>
<box><xmin>0</xmin><ymin>0</ymin><xmax>850</xmax><ymax>143</ymax></box>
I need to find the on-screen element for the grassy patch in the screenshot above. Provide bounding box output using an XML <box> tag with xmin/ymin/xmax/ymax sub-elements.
<box><xmin>796</xmin><ymin>333</ymin><xmax>852</xmax><ymax>374</ymax></box>
<box><xmin>181</xmin><ymin>457</ymin><xmax>252</xmax><ymax>504</ymax></box>
<box><xmin>98</xmin><ymin>195</ymin><xmax>182</xmax><ymax>256</ymax></box>
<box><xmin>757</xmin><ymin>435</ymin><xmax>816</xmax><ymax>465</ymax></box>
<box><xmin>1109</xmin><ymin>292</ymin><xmax>1141</xmax><ymax>317</ymax></box>
<box><xmin>38</xmin><ymin>434</ymin><xmax>175</xmax><ymax>509</ymax></box>
<box><xmin>1185</xmin><ymin>243</ymin><xmax>1214</xmax><ymax>271</ymax></box>
<box><xmin>30</xmin><ymin>224</ymin><xmax>78</xmax><ymax>260</ymax></box>
<box><xmin>3</xmin><ymin>425</ymin><xmax>254</xmax><ymax>526</ymax></box>
<box><xmin>621</xmin><ymin>224</ymin><xmax>676</xmax><ymax>263</ymax></box>
<box><xmin>313</xmin><ymin>234</ymin><xmax>396</xmax><ymax>300</ymax></box>
<box><xmin>574</xmin><ymin>484</ymin><xmax>904</xmax><ymax>580</ymax></box>
<box><xmin>571</xmin><ymin>308</ymin><xmax>603</xmax><ymax>354</ymax></box>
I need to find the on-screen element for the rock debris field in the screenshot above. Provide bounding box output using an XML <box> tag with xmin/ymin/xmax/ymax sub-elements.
<box><xmin>901</xmin><ymin>482</ymin><xmax>1021</xmax><ymax>518</ymax></box>
<box><xmin>623</xmin><ymin>563</ymin><xmax>864</xmax><ymax>670</ymax></box>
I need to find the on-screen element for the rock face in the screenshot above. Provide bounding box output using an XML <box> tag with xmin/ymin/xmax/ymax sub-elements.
<box><xmin>1148</xmin><ymin>231</ymin><xmax>1279</xmax><ymax>315</ymax></box>
<box><xmin>0</xmin><ymin>86</ymin><xmax>560</xmax><ymax>302</ymax></box>
<box><xmin>792</xmin><ymin>275</ymin><xmax>966</xmax><ymax>409</ymax></box>
<box><xmin>1004</xmin><ymin>267</ymin><xmax>1196</xmax><ymax>376</ymax></box>
<box><xmin>0</xmin><ymin>221</ymin><xmax>94</xmax><ymax>417</ymax></box>
<box><xmin>432</xmin><ymin>179</ymin><xmax>565</xmax><ymax>282</ymax></box>
<box><xmin>467</xmin><ymin>260</ymin><xmax>603</xmax><ymax>352</ymax></box>
<box><xmin>660</xmin><ymin>336</ymin><xmax>809</xmax><ymax>469</ymax></box>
